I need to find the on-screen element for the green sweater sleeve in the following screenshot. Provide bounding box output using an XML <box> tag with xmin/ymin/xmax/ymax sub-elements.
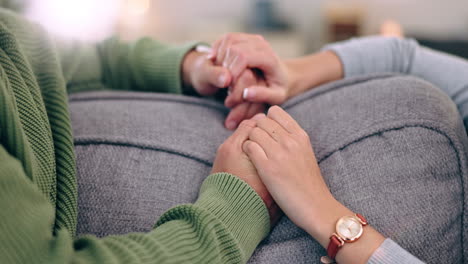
<box><xmin>56</xmin><ymin>36</ymin><xmax>199</xmax><ymax>94</ymax></box>
<box><xmin>0</xmin><ymin>146</ymin><xmax>270</xmax><ymax>264</ymax></box>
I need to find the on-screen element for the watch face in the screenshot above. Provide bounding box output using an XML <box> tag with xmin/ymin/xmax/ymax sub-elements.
<box><xmin>336</xmin><ymin>216</ymin><xmax>363</xmax><ymax>242</ymax></box>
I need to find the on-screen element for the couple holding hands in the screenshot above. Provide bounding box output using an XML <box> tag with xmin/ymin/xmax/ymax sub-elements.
<box><xmin>2</xmin><ymin>8</ymin><xmax>467</xmax><ymax>264</ymax></box>
<box><xmin>185</xmin><ymin>33</ymin><xmax>389</xmax><ymax>264</ymax></box>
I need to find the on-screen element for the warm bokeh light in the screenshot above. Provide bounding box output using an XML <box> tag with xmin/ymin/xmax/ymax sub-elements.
<box><xmin>25</xmin><ymin>0</ymin><xmax>122</xmax><ymax>41</ymax></box>
<box><xmin>123</xmin><ymin>0</ymin><xmax>151</xmax><ymax>16</ymax></box>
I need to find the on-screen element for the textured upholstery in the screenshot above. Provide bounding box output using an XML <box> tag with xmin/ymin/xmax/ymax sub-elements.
<box><xmin>70</xmin><ymin>74</ymin><xmax>468</xmax><ymax>263</ymax></box>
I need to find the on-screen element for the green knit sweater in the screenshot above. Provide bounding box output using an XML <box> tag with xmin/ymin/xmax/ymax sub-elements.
<box><xmin>0</xmin><ymin>9</ymin><xmax>269</xmax><ymax>264</ymax></box>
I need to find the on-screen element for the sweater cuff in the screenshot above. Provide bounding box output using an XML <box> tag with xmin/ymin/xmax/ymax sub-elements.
<box><xmin>367</xmin><ymin>239</ymin><xmax>424</xmax><ymax>264</ymax></box>
<box><xmin>322</xmin><ymin>41</ymin><xmax>363</xmax><ymax>78</ymax></box>
<box><xmin>133</xmin><ymin>39</ymin><xmax>202</xmax><ymax>94</ymax></box>
<box><xmin>195</xmin><ymin>173</ymin><xmax>270</xmax><ymax>259</ymax></box>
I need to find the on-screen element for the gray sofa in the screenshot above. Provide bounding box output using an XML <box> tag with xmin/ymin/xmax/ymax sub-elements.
<box><xmin>70</xmin><ymin>74</ymin><xmax>468</xmax><ymax>263</ymax></box>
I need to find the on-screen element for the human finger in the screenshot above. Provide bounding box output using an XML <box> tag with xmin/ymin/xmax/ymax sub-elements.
<box><xmin>208</xmin><ymin>38</ymin><xmax>222</xmax><ymax>60</ymax></box>
<box><xmin>267</xmin><ymin>106</ymin><xmax>303</xmax><ymax>134</ymax></box>
<box><xmin>248</xmin><ymin>126</ymin><xmax>278</xmax><ymax>157</ymax></box>
<box><xmin>225</xmin><ymin>69</ymin><xmax>257</xmax><ymax>108</ymax></box>
<box><xmin>242</xmin><ymin>85</ymin><xmax>287</xmax><ymax>105</ymax></box>
<box><xmin>224</xmin><ymin>46</ymin><xmax>249</xmax><ymax>82</ymax></box>
<box><xmin>245</xmin><ymin>103</ymin><xmax>266</xmax><ymax>120</ymax></box>
<box><xmin>230</xmin><ymin>119</ymin><xmax>257</xmax><ymax>143</ymax></box>
<box><xmin>215</xmin><ymin>34</ymin><xmax>248</xmax><ymax>67</ymax></box>
<box><xmin>225</xmin><ymin>102</ymin><xmax>250</xmax><ymax>130</ymax></box>
<box><xmin>204</xmin><ymin>64</ymin><xmax>232</xmax><ymax>89</ymax></box>
<box><xmin>242</xmin><ymin>140</ymin><xmax>268</xmax><ymax>165</ymax></box>
<box><xmin>256</xmin><ymin>116</ymin><xmax>289</xmax><ymax>142</ymax></box>
<box><xmin>223</xmin><ymin>42</ymin><xmax>277</xmax><ymax>81</ymax></box>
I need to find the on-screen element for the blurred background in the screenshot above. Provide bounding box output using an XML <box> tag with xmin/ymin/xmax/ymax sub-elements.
<box><xmin>4</xmin><ymin>0</ymin><xmax>468</xmax><ymax>59</ymax></box>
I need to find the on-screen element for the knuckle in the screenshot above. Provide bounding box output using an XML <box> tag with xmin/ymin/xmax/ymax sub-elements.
<box><xmin>224</xmin><ymin>33</ymin><xmax>233</xmax><ymax>42</ymax></box>
<box><xmin>239</xmin><ymin>119</ymin><xmax>256</xmax><ymax>129</ymax></box>
<box><xmin>267</xmin><ymin>105</ymin><xmax>280</xmax><ymax>116</ymax></box>
<box><xmin>246</xmin><ymin>141</ymin><xmax>256</xmax><ymax>153</ymax></box>
<box><xmin>283</xmin><ymin>139</ymin><xmax>295</xmax><ymax>150</ymax></box>
<box><xmin>256</xmin><ymin>117</ymin><xmax>268</xmax><ymax>127</ymax></box>
<box><xmin>250</xmin><ymin>127</ymin><xmax>262</xmax><ymax>138</ymax></box>
<box><xmin>254</xmin><ymin>34</ymin><xmax>264</xmax><ymax>41</ymax></box>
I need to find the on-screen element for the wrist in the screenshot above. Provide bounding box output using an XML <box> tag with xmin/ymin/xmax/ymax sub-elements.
<box><xmin>302</xmin><ymin>197</ymin><xmax>386</xmax><ymax>264</ymax></box>
<box><xmin>283</xmin><ymin>60</ymin><xmax>304</xmax><ymax>100</ymax></box>
<box><xmin>302</xmin><ymin>196</ymin><xmax>353</xmax><ymax>247</ymax></box>
<box><xmin>283</xmin><ymin>51</ymin><xmax>344</xmax><ymax>99</ymax></box>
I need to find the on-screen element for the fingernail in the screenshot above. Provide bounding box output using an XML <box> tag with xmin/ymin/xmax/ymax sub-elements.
<box><xmin>227</xmin><ymin>90</ymin><xmax>232</xmax><ymax>96</ymax></box>
<box><xmin>206</xmin><ymin>53</ymin><xmax>214</xmax><ymax>60</ymax></box>
<box><xmin>226</xmin><ymin>121</ymin><xmax>237</xmax><ymax>130</ymax></box>
<box><xmin>196</xmin><ymin>45</ymin><xmax>213</xmax><ymax>53</ymax></box>
<box><xmin>223</xmin><ymin>61</ymin><xmax>228</xmax><ymax>68</ymax></box>
<box><xmin>252</xmin><ymin>113</ymin><xmax>266</xmax><ymax>120</ymax></box>
<box><xmin>243</xmin><ymin>88</ymin><xmax>248</xmax><ymax>99</ymax></box>
<box><xmin>218</xmin><ymin>74</ymin><xmax>226</xmax><ymax>86</ymax></box>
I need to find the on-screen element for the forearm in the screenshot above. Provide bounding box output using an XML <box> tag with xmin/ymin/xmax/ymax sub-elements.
<box><xmin>284</xmin><ymin>51</ymin><xmax>343</xmax><ymax>98</ymax></box>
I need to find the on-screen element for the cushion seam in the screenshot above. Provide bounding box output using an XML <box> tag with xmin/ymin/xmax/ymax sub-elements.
<box><xmin>74</xmin><ymin>138</ymin><xmax>212</xmax><ymax>167</ymax></box>
<box><xmin>70</xmin><ymin>96</ymin><xmax>227</xmax><ymax>112</ymax></box>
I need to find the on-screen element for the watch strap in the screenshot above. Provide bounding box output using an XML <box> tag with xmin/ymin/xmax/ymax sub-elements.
<box><xmin>327</xmin><ymin>234</ymin><xmax>344</xmax><ymax>259</ymax></box>
<box><xmin>356</xmin><ymin>213</ymin><xmax>368</xmax><ymax>225</ymax></box>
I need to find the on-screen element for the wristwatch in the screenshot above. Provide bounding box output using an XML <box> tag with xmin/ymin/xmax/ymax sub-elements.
<box><xmin>326</xmin><ymin>213</ymin><xmax>368</xmax><ymax>260</ymax></box>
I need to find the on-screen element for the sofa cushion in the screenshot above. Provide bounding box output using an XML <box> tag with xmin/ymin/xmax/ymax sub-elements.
<box><xmin>69</xmin><ymin>74</ymin><xmax>468</xmax><ymax>263</ymax></box>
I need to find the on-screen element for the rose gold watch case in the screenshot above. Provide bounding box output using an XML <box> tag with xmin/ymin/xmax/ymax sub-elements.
<box><xmin>335</xmin><ymin>215</ymin><xmax>364</xmax><ymax>243</ymax></box>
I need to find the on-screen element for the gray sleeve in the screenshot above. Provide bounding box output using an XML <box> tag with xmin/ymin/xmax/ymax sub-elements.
<box><xmin>367</xmin><ymin>239</ymin><xmax>425</xmax><ymax>264</ymax></box>
<box><xmin>323</xmin><ymin>36</ymin><xmax>468</xmax><ymax>128</ymax></box>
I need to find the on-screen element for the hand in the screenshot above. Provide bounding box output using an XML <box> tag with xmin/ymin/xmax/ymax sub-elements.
<box><xmin>182</xmin><ymin>49</ymin><xmax>231</xmax><ymax>96</ymax></box>
<box><xmin>182</xmin><ymin>49</ymin><xmax>266</xmax><ymax>130</ymax></box>
<box><xmin>209</xmin><ymin>33</ymin><xmax>290</xmax><ymax>107</ymax></box>
<box><xmin>224</xmin><ymin>69</ymin><xmax>267</xmax><ymax>130</ymax></box>
<box><xmin>241</xmin><ymin>106</ymin><xmax>333</xmax><ymax>232</ymax></box>
<box><xmin>242</xmin><ymin>106</ymin><xmax>385</xmax><ymax>263</ymax></box>
<box><xmin>211</xmin><ymin>119</ymin><xmax>281</xmax><ymax>224</ymax></box>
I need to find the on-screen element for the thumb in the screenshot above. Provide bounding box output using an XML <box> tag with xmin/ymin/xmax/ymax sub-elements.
<box><xmin>243</xmin><ymin>86</ymin><xmax>287</xmax><ymax>105</ymax></box>
<box><xmin>205</xmin><ymin>65</ymin><xmax>232</xmax><ymax>88</ymax></box>
<box><xmin>242</xmin><ymin>140</ymin><xmax>268</xmax><ymax>167</ymax></box>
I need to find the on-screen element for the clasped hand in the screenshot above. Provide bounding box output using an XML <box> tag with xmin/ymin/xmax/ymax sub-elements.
<box><xmin>200</xmin><ymin>33</ymin><xmax>333</xmax><ymax>233</ymax></box>
<box><xmin>187</xmin><ymin>33</ymin><xmax>386</xmax><ymax>264</ymax></box>
<box><xmin>186</xmin><ymin>33</ymin><xmax>336</xmax><ymax>232</ymax></box>
<box><xmin>182</xmin><ymin>33</ymin><xmax>292</xmax><ymax>130</ymax></box>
